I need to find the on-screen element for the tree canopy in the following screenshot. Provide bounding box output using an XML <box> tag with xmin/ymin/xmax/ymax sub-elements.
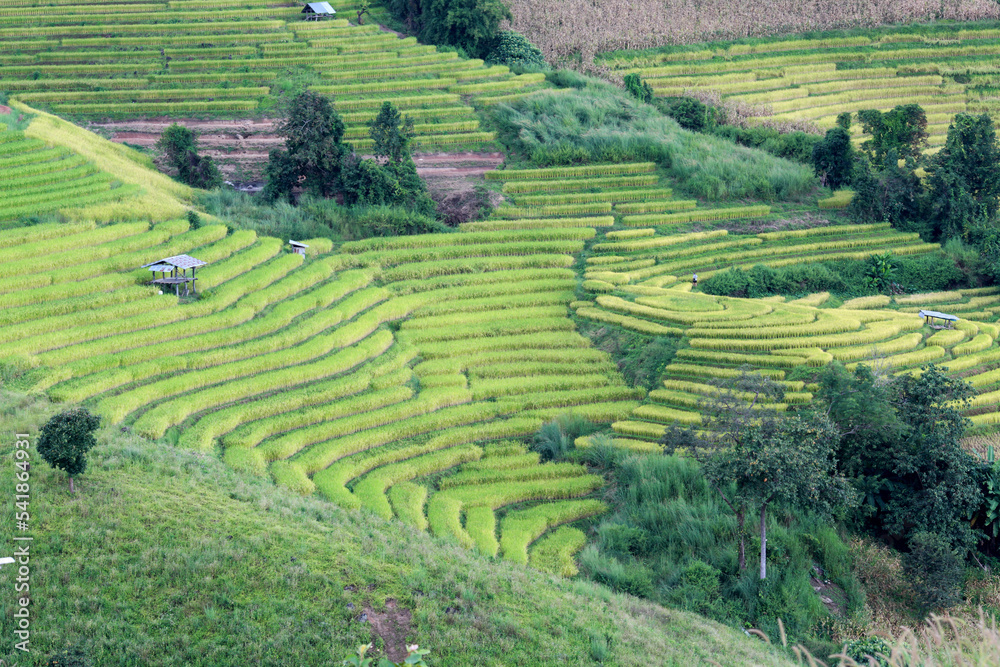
<box><xmin>37</xmin><ymin>408</ymin><xmax>101</xmax><ymax>494</ymax></box>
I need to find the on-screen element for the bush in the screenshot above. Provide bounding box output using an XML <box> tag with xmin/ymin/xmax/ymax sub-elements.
<box><xmin>812</xmin><ymin>127</ymin><xmax>854</xmax><ymax>190</ymax></box>
<box><xmin>658</xmin><ymin>96</ymin><xmax>715</xmax><ymax>132</ymax></box>
<box><xmin>485</xmin><ymin>31</ymin><xmax>545</xmax><ymax>69</ymax></box>
<box><xmin>904</xmin><ymin>531</ymin><xmax>964</xmax><ymax>614</ymax></box>
<box><xmin>843</xmin><ymin>637</ymin><xmax>891</xmax><ymax>667</ymax></box>
<box><xmin>623</xmin><ymin>73</ymin><xmax>653</xmax><ymax>104</ymax></box>
<box><xmin>712</xmin><ymin>125</ymin><xmax>820</xmax><ymax>164</ymax></box>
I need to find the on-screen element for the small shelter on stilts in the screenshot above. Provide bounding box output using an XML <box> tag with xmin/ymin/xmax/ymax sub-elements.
<box><xmin>141</xmin><ymin>254</ymin><xmax>207</xmax><ymax>297</ymax></box>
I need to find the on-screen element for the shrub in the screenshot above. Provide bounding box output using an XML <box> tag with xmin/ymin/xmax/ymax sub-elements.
<box><xmin>904</xmin><ymin>531</ymin><xmax>965</xmax><ymax>615</ymax></box>
<box><xmin>843</xmin><ymin>637</ymin><xmax>891</xmax><ymax>667</ymax></box>
<box><xmin>485</xmin><ymin>31</ymin><xmax>545</xmax><ymax>69</ymax></box>
<box><xmin>659</xmin><ymin>95</ymin><xmax>715</xmax><ymax>132</ymax></box>
<box><xmin>623</xmin><ymin>73</ymin><xmax>653</xmax><ymax>104</ymax></box>
<box><xmin>812</xmin><ymin>127</ymin><xmax>854</xmax><ymax>190</ymax></box>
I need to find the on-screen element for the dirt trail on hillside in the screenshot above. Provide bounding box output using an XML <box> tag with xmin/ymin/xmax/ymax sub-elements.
<box><xmin>93</xmin><ymin>118</ymin><xmax>506</xmax><ymax>220</ymax></box>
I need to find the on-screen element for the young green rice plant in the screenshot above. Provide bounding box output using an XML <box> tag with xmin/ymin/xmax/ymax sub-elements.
<box><xmin>500</xmin><ymin>499</ymin><xmax>606</xmax><ymax>566</ymax></box>
<box><xmin>486</xmin><ymin>162</ymin><xmax>655</xmax><ymax>181</ymax></box>
<box><xmin>575</xmin><ymin>307</ymin><xmax>684</xmax><ymax>336</ymax></box>
<box><xmin>501</xmin><ymin>174</ymin><xmax>659</xmax><ymax>194</ymax></box>
<box><xmin>622</xmin><ymin>205</ymin><xmax>771</xmax><ymax>226</ymax></box>
<box><xmin>379</xmin><ymin>254</ymin><xmax>575</xmax><ymax>282</ymax></box>
<box><xmin>847</xmin><ymin>345</ymin><xmax>947</xmax><ymax>371</ymax></box>
<box><xmin>529</xmin><ymin>526</ymin><xmax>588</xmax><ymax>577</ymax></box>
<box><xmin>926</xmin><ymin>328</ymin><xmax>968</xmax><ymax>348</ymax></box>
<box><xmin>612</xmin><ymin>420</ymin><xmax>666</xmax><ymax>439</ymax></box>
<box><xmin>953</xmin><ymin>334</ymin><xmax>995</xmax><ymax>357</ymax></box>
<box><xmin>388</xmin><ymin>482</ymin><xmax>428</xmax><ymax>530</ymax></box>
<box><xmin>470</xmin><ymin>373</ymin><xmax>616</xmax><ymax>401</ymax></box>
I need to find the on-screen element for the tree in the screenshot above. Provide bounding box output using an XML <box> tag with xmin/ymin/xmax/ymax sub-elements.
<box><xmin>155</xmin><ymin>123</ymin><xmax>221</xmax><ymax>189</ymax></box>
<box><xmin>847</xmin><ymin>154</ymin><xmax>925</xmax><ymax>230</ymax></box>
<box><xmin>263</xmin><ymin>91</ymin><xmax>346</xmax><ymax>202</ymax></box>
<box><xmin>925</xmin><ymin>112</ymin><xmax>1000</xmax><ymax>241</ymax></box>
<box><xmin>341</xmin><ymin>102</ymin><xmax>435</xmax><ymax>216</ymax></box>
<box><xmin>387</xmin><ymin>0</ymin><xmax>511</xmax><ymax>58</ymax></box>
<box><xmin>811</xmin><ymin>126</ymin><xmax>854</xmax><ymax>189</ymax></box>
<box><xmin>858</xmin><ymin>104</ymin><xmax>928</xmax><ymax>168</ymax></box>
<box><xmin>369</xmin><ymin>101</ymin><xmax>414</xmax><ymax>164</ymax></box>
<box><xmin>37</xmin><ymin>408</ymin><xmax>101</xmax><ymax>494</ymax></box>
<box><xmin>821</xmin><ymin>363</ymin><xmax>984</xmax><ymax>552</ymax></box>
<box><xmin>356</xmin><ymin>0</ymin><xmax>370</xmax><ymax>24</ymax></box>
<box><xmin>663</xmin><ymin>372</ymin><xmax>857</xmax><ymax>577</ymax></box>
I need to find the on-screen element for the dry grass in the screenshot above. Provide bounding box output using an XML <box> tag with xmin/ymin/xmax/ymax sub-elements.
<box><xmin>504</xmin><ymin>0</ymin><xmax>1000</xmax><ymax>65</ymax></box>
<box><xmin>962</xmin><ymin>432</ymin><xmax>1000</xmax><ymax>459</ymax></box>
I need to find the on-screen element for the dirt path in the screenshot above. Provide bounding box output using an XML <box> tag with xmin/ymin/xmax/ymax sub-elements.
<box><xmin>94</xmin><ymin>117</ymin><xmax>507</xmax><ymax>216</ymax></box>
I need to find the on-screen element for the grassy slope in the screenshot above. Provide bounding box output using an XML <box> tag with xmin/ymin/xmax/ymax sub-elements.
<box><xmin>0</xmin><ymin>394</ymin><xmax>795</xmax><ymax>666</ymax></box>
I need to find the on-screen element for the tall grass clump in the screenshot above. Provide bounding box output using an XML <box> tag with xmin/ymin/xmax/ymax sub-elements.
<box><xmin>579</xmin><ymin>453</ymin><xmax>865</xmax><ymax>649</ymax></box>
<box><xmin>487</xmin><ymin>76</ymin><xmax>815</xmax><ymax>201</ymax></box>
<box><xmin>198</xmin><ymin>189</ymin><xmax>448</xmax><ymax>242</ymax></box>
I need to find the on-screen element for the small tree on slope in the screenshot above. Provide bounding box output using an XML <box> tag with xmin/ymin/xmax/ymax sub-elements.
<box><xmin>37</xmin><ymin>408</ymin><xmax>100</xmax><ymax>494</ymax></box>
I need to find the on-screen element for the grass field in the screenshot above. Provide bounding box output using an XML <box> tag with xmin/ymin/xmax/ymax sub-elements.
<box><xmin>0</xmin><ymin>392</ymin><xmax>796</xmax><ymax>666</ymax></box>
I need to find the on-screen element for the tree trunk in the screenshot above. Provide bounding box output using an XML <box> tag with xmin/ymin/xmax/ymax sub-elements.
<box><xmin>759</xmin><ymin>503</ymin><xmax>768</xmax><ymax>580</ymax></box>
<box><xmin>737</xmin><ymin>508</ymin><xmax>746</xmax><ymax>570</ymax></box>
<box><xmin>69</xmin><ymin>476</ymin><xmax>75</xmax><ymax>494</ymax></box>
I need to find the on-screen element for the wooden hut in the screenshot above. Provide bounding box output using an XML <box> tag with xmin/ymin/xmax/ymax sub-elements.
<box><xmin>141</xmin><ymin>254</ymin><xmax>207</xmax><ymax>297</ymax></box>
<box><xmin>918</xmin><ymin>309</ymin><xmax>959</xmax><ymax>329</ymax></box>
<box><xmin>289</xmin><ymin>240</ymin><xmax>309</xmax><ymax>256</ymax></box>
<box><xmin>302</xmin><ymin>2</ymin><xmax>335</xmax><ymax>19</ymax></box>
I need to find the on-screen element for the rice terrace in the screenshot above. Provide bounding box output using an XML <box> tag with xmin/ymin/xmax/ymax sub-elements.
<box><xmin>3</xmin><ymin>0</ymin><xmax>1000</xmax><ymax>664</ymax></box>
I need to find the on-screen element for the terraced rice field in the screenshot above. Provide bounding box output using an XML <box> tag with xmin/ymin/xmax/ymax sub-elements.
<box><xmin>6</xmin><ymin>116</ymin><xmax>998</xmax><ymax>575</ymax></box>
<box><xmin>600</xmin><ymin>24</ymin><xmax>1000</xmax><ymax>151</ymax></box>
<box><xmin>0</xmin><ymin>0</ymin><xmax>546</xmax><ymax>149</ymax></box>
<box><xmin>1</xmin><ymin>126</ymin><xmax>659</xmax><ymax>575</ymax></box>
<box><xmin>573</xmin><ymin>223</ymin><xmax>1000</xmax><ymax>449</ymax></box>
<box><xmin>0</xmin><ymin>126</ymin><xmax>140</xmax><ymax>222</ymax></box>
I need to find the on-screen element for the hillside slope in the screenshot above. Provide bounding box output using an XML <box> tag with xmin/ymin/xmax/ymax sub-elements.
<box><xmin>0</xmin><ymin>393</ymin><xmax>796</xmax><ymax>666</ymax></box>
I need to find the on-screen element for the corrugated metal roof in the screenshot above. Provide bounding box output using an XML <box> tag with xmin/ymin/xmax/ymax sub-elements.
<box><xmin>141</xmin><ymin>254</ymin><xmax>207</xmax><ymax>270</ymax></box>
<box><xmin>919</xmin><ymin>310</ymin><xmax>959</xmax><ymax>321</ymax></box>
<box><xmin>304</xmin><ymin>2</ymin><xmax>335</xmax><ymax>12</ymax></box>
<box><xmin>147</xmin><ymin>263</ymin><xmax>174</xmax><ymax>272</ymax></box>
<box><xmin>289</xmin><ymin>240</ymin><xmax>309</xmax><ymax>247</ymax></box>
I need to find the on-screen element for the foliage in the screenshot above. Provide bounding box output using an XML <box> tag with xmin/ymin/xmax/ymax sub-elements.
<box><xmin>623</xmin><ymin>73</ymin><xmax>653</xmax><ymax>104</ymax></box>
<box><xmin>836</xmin><ymin>112</ymin><xmax>852</xmax><ymax>130</ymax></box>
<box><xmin>369</xmin><ymin>102</ymin><xmax>415</xmax><ymax>165</ymax></box>
<box><xmin>487</xmin><ymin>76</ymin><xmax>816</xmax><ymax>201</ymax></box>
<box><xmin>863</xmin><ymin>252</ymin><xmax>896</xmax><ymax>293</ymax></box>
<box><xmin>263</xmin><ymin>91</ymin><xmax>346</xmax><ymax>202</ymax></box>
<box><xmin>575</xmin><ymin>321</ymin><xmax>677</xmax><ymax>391</ymax></box>
<box><xmin>857</xmin><ymin>104</ymin><xmax>928</xmax><ymax>168</ymax></box>
<box><xmin>847</xmin><ymin>155</ymin><xmax>925</xmax><ymax>229</ymax></box>
<box><xmin>843</xmin><ymin>637</ymin><xmax>891</xmax><ymax>667</ymax></box>
<box><xmin>925</xmin><ymin>112</ymin><xmax>1000</xmax><ymax>241</ymax></box>
<box><xmin>820</xmin><ymin>364</ymin><xmax>984</xmax><ymax>554</ymax></box>
<box><xmin>712</xmin><ymin>125</ymin><xmax>820</xmax><ymax>164</ymax></box>
<box><xmin>198</xmin><ymin>189</ymin><xmax>446</xmax><ymax>242</ymax></box>
<box><xmin>342</xmin><ymin>643</ymin><xmax>430</xmax><ymax>666</ymax></box>
<box><xmin>811</xmin><ymin>127</ymin><xmax>854</xmax><ymax>190</ymax></box>
<box><xmin>672</xmin><ymin>372</ymin><xmax>857</xmax><ymax>578</ymax></box>
<box><xmin>154</xmin><ymin>123</ymin><xmax>221</xmax><ymax>190</ymax></box>
<box><xmin>658</xmin><ymin>96</ymin><xmax>716</xmax><ymax>132</ymax></box>
<box><xmin>904</xmin><ymin>531</ymin><xmax>965</xmax><ymax>615</ymax></box>
<box><xmin>485</xmin><ymin>31</ymin><xmax>545</xmax><ymax>69</ymax></box>
<box><xmin>531</xmin><ymin>414</ymin><xmax>596</xmax><ymax>461</ymax></box>
<box><xmin>579</xmin><ymin>452</ymin><xmax>863</xmax><ymax>642</ymax></box>
<box><xmin>37</xmin><ymin>407</ymin><xmax>101</xmax><ymax>492</ymax></box>
<box><xmin>385</xmin><ymin>0</ymin><xmax>511</xmax><ymax>58</ymax></box>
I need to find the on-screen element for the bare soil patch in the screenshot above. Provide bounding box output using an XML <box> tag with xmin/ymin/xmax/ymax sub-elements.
<box><xmin>364</xmin><ymin>599</ymin><xmax>413</xmax><ymax>662</ymax></box>
<box><xmin>0</xmin><ymin>105</ymin><xmax>12</xmax><ymax>115</ymax></box>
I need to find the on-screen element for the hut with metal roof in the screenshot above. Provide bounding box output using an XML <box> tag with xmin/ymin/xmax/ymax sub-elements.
<box><xmin>141</xmin><ymin>254</ymin><xmax>206</xmax><ymax>297</ymax></box>
<box><xmin>302</xmin><ymin>2</ymin><xmax>335</xmax><ymax>19</ymax></box>
<box><xmin>918</xmin><ymin>310</ymin><xmax>959</xmax><ymax>328</ymax></box>
<box><xmin>289</xmin><ymin>240</ymin><xmax>309</xmax><ymax>256</ymax></box>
